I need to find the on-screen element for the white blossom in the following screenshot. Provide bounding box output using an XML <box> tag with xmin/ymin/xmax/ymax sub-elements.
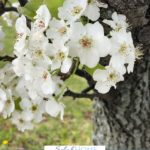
<box><xmin>103</xmin><ymin>12</ymin><xmax>128</xmax><ymax>32</ymax></box>
<box><xmin>68</xmin><ymin>22</ymin><xmax>111</xmax><ymax>68</ymax></box>
<box><xmin>11</xmin><ymin>111</ymin><xmax>34</xmax><ymax>132</ymax></box>
<box><xmin>46</xmin><ymin>18</ymin><xmax>71</xmax><ymax>42</ymax></box>
<box><xmin>0</xmin><ymin>88</ymin><xmax>7</xmax><ymax>112</ymax></box>
<box><xmin>93</xmin><ymin>66</ymin><xmax>124</xmax><ymax>94</ymax></box>
<box><xmin>1</xmin><ymin>89</ymin><xmax>15</xmax><ymax>118</ymax></box>
<box><xmin>45</xmin><ymin>98</ymin><xmax>65</xmax><ymax>120</ymax></box>
<box><xmin>110</xmin><ymin>31</ymin><xmax>136</xmax><ymax>74</ymax></box>
<box><xmin>0</xmin><ymin>26</ymin><xmax>5</xmax><ymax>51</ymax></box>
<box><xmin>58</xmin><ymin>0</ymin><xmax>87</xmax><ymax>22</ymax></box>
<box><xmin>33</xmin><ymin>5</ymin><xmax>51</xmax><ymax>32</ymax></box>
<box><xmin>49</xmin><ymin>40</ymin><xmax>72</xmax><ymax>73</ymax></box>
<box><xmin>83</xmin><ymin>0</ymin><xmax>103</xmax><ymax>21</ymax></box>
<box><xmin>14</xmin><ymin>15</ymin><xmax>30</xmax><ymax>56</ymax></box>
<box><xmin>20</xmin><ymin>98</ymin><xmax>45</xmax><ymax>123</ymax></box>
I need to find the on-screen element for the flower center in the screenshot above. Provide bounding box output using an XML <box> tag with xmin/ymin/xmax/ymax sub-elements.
<box><xmin>72</xmin><ymin>6</ymin><xmax>83</xmax><ymax>16</ymax></box>
<box><xmin>42</xmin><ymin>71</ymin><xmax>48</xmax><ymax>80</ymax></box>
<box><xmin>108</xmin><ymin>72</ymin><xmax>118</xmax><ymax>82</ymax></box>
<box><xmin>38</xmin><ymin>20</ymin><xmax>45</xmax><ymax>28</ymax></box>
<box><xmin>88</xmin><ymin>0</ymin><xmax>93</xmax><ymax>4</ymax></box>
<box><xmin>119</xmin><ymin>43</ymin><xmax>127</xmax><ymax>55</ymax></box>
<box><xmin>6</xmin><ymin>99</ymin><xmax>11</xmax><ymax>104</ymax></box>
<box><xmin>56</xmin><ymin>51</ymin><xmax>65</xmax><ymax>60</ymax></box>
<box><xmin>115</xmin><ymin>23</ymin><xmax>122</xmax><ymax>32</ymax></box>
<box><xmin>34</xmin><ymin>50</ymin><xmax>43</xmax><ymax>58</ymax></box>
<box><xmin>79</xmin><ymin>36</ymin><xmax>93</xmax><ymax>49</ymax></box>
<box><xmin>19</xmin><ymin>118</ymin><xmax>24</xmax><ymax>124</ymax></box>
<box><xmin>32</xmin><ymin>105</ymin><xmax>37</xmax><ymax>112</ymax></box>
<box><xmin>58</xmin><ymin>27</ymin><xmax>67</xmax><ymax>35</ymax></box>
<box><xmin>17</xmin><ymin>33</ymin><xmax>23</xmax><ymax>39</ymax></box>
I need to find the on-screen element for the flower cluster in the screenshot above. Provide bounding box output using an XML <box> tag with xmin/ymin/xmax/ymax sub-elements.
<box><xmin>0</xmin><ymin>0</ymin><xmax>137</xmax><ymax>131</ymax></box>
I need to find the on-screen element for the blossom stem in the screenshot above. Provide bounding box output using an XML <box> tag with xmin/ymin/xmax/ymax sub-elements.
<box><xmin>0</xmin><ymin>2</ymin><xmax>18</xmax><ymax>15</ymax></box>
<box><xmin>18</xmin><ymin>0</ymin><xmax>28</xmax><ymax>7</ymax></box>
<box><xmin>63</xmin><ymin>89</ymin><xmax>110</xmax><ymax>101</ymax></box>
<box><xmin>81</xmin><ymin>85</ymin><xmax>94</xmax><ymax>93</ymax></box>
<box><xmin>0</xmin><ymin>56</ymin><xmax>16</xmax><ymax>61</ymax></box>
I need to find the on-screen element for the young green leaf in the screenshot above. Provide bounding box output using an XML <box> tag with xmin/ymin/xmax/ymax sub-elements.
<box><xmin>85</xmin><ymin>64</ymin><xmax>106</xmax><ymax>76</ymax></box>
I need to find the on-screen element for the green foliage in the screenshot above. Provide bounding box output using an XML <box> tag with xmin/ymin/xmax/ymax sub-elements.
<box><xmin>65</xmin><ymin>74</ymin><xmax>88</xmax><ymax>93</ymax></box>
<box><xmin>18</xmin><ymin>0</ymin><xmax>42</xmax><ymax>20</ymax></box>
<box><xmin>0</xmin><ymin>18</ymin><xmax>16</xmax><ymax>56</ymax></box>
<box><xmin>85</xmin><ymin>64</ymin><xmax>106</xmax><ymax>76</ymax></box>
<box><xmin>44</xmin><ymin>0</ymin><xmax>64</xmax><ymax>18</ymax></box>
<box><xmin>19</xmin><ymin>0</ymin><xmax>64</xmax><ymax>20</ymax></box>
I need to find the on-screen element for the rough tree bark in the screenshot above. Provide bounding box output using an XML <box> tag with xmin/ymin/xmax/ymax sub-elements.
<box><xmin>93</xmin><ymin>0</ymin><xmax>150</xmax><ymax>150</ymax></box>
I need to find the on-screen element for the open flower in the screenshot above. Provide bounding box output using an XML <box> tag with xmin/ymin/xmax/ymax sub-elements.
<box><xmin>20</xmin><ymin>98</ymin><xmax>45</xmax><ymax>123</ymax></box>
<box><xmin>83</xmin><ymin>0</ymin><xmax>107</xmax><ymax>21</ymax></box>
<box><xmin>58</xmin><ymin>0</ymin><xmax>87</xmax><ymax>22</ymax></box>
<box><xmin>1</xmin><ymin>89</ymin><xmax>15</xmax><ymax>119</ymax></box>
<box><xmin>46</xmin><ymin>18</ymin><xmax>71</xmax><ymax>42</ymax></box>
<box><xmin>68</xmin><ymin>22</ymin><xmax>111</xmax><ymax>68</ymax></box>
<box><xmin>110</xmin><ymin>31</ymin><xmax>136</xmax><ymax>74</ymax></box>
<box><xmin>0</xmin><ymin>88</ymin><xmax>7</xmax><ymax>112</ymax></box>
<box><xmin>103</xmin><ymin>12</ymin><xmax>128</xmax><ymax>32</ymax></box>
<box><xmin>93</xmin><ymin>66</ymin><xmax>124</xmax><ymax>94</ymax></box>
<box><xmin>49</xmin><ymin>40</ymin><xmax>72</xmax><ymax>73</ymax></box>
<box><xmin>45</xmin><ymin>98</ymin><xmax>65</xmax><ymax>120</ymax></box>
<box><xmin>14</xmin><ymin>15</ymin><xmax>30</xmax><ymax>56</ymax></box>
<box><xmin>33</xmin><ymin>5</ymin><xmax>51</xmax><ymax>32</ymax></box>
<box><xmin>11</xmin><ymin>111</ymin><xmax>34</xmax><ymax>132</ymax></box>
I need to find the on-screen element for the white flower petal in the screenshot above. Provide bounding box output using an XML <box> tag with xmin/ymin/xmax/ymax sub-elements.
<box><xmin>61</xmin><ymin>58</ymin><xmax>72</xmax><ymax>73</ymax></box>
<box><xmin>93</xmin><ymin>69</ymin><xmax>108</xmax><ymax>82</ymax></box>
<box><xmin>45</xmin><ymin>99</ymin><xmax>64</xmax><ymax>119</ymax></box>
<box><xmin>83</xmin><ymin>3</ymin><xmax>100</xmax><ymax>21</ymax></box>
<box><xmin>95</xmin><ymin>81</ymin><xmax>111</xmax><ymax>94</ymax></box>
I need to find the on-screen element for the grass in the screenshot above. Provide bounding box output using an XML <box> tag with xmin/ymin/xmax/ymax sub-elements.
<box><xmin>0</xmin><ymin>97</ymin><xmax>93</xmax><ymax>150</ymax></box>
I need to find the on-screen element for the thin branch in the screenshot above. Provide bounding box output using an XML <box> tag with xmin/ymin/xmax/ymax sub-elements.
<box><xmin>4</xmin><ymin>7</ymin><xmax>18</xmax><ymax>12</ymax></box>
<box><xmin>0</xmin><ymin>1</ymin><xmax>18</xmax><ymax>15</ymax></box>
<box><xmin>0</xmin><ymin>56</ymin><xmax>16</xmax><ymax>61</ymax></box>
<box><xmin>59</xmin><ymin>58</ymin><xmax>79</xmax><ymax>80</ymax></box>
<box><xmin>18</xmin><ymin>0</ymin><xmax>28</xmax><ymax>7</ymax></box>
<box><xmin>0</xmin><ymin>7</ymin><xmax>18</xmax><ymax>15</ymax></box>
<box><xmin>64</xmin><ymin>89</ymin><xmax>111</xmax><ymax>101</ymax></box>
<box><xmin>75</xmin><ymin>69</ymin><xmax>95</xmax><ymax>86</ymax></box>
<box><xmin>82</xmin><ymin>85</ymin><xmax>94</xmax><ymax>93</ymax></box>
<box><xmin>64</xmin><ymin>90</ymin><xmax>98</xmax><ymax>100</ymax></box>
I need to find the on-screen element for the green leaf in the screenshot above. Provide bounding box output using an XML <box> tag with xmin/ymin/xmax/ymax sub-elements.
<box><xmin>65</xmin><ymin>74</ymin><xmax>88</xmax><ymax>93</ymax></box>
<box><xmin>0</xmin><ymin>18</ymin><xmax>16</xmax><ymax>56</ymax></box>
<box><xmin>85</xmin><ymin>64</ymin><xmax>106</xmax><ymax>76</ymax></box>
<box><xmin>19</xmin><ymin>0</ymin><xmax>64</xmax><ymax>20</ymax></box>
<box><xmin>44</xmin><ymin>0</ymin><xmax>64</xmax><ymax>18</ymax></box>
<box><xmin>18</xmin><ymin>0</ymin><xmax>42</xmax><ymax>20</ymax></box>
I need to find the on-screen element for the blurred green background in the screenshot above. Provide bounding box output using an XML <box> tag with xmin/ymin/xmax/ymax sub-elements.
<box><xmin>0</xmin><ymin>74</ymin><xmax>93</xmax><ymax>149</ymax></box>
<box><xmin>0</xmin><ymin>98</ymin><xmax>92</xmax><ymax>150</ymax></box>
<box><xmin>0</xmin><ymin>73</ymin><xmax>93</xmax><ymax>149</ymax></box>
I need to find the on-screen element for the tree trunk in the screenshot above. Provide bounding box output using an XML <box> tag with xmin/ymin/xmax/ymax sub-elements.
<box><xmin>93</xmin><ymin>0</ymin><xmax>150</xmax><ymax>150</ymax></box>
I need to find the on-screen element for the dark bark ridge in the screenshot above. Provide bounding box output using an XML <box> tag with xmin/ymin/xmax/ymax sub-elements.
<box><xmin>93</xmin><ymin>0</ymin><xmax>150</xmax><ymax>150</ymax></box>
